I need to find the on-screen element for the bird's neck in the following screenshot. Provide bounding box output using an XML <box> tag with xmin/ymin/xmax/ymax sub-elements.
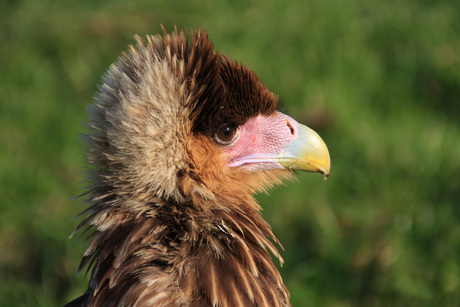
<box><xmin>78</xmin><ymin>195</ymin><xmax>290</xmax><ymax>306</ymax></box>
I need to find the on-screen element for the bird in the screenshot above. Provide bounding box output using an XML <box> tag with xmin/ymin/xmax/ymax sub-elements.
<box><xmin>65</xmin><ymin>28</ymin><xmax>330</xmax><ymax>307</ymax></box>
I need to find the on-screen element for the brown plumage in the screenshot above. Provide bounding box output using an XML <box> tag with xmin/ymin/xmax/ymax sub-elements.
<box><xmin>66</xmin><ymin>28</ymin><xmax>330</xmax><ymax>307</ymax></box>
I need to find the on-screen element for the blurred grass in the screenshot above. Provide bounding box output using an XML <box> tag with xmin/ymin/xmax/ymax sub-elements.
<box><xmin>1</xmin><ymin>0</ymin><xmax>460</xmax><ymax>305</ymax></box>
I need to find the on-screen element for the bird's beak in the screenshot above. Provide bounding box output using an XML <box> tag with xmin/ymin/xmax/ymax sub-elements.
<box><xmin>226</xmin><ymin>112</ymin><xmax>330</xmax><ymax>178</ymax></box>
<box><xmin>273</xmin><ymin>124</ymin><xmax>330</xmax><ymax>179</ymax></box>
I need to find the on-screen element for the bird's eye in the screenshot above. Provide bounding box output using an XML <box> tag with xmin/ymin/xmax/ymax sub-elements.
<box><xmin>215</xmin><ymin>124</ymin><xmax>239</xmax><ymax>145</ymax></box>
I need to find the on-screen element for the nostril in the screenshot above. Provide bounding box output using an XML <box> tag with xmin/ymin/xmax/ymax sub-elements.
<box><xmin>286</xmin><ymin>120</ymin><xmax>295</xmax><ymax>135</ymax></box>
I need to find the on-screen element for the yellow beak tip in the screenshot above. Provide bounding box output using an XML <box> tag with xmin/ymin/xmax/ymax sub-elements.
<box><xmin>282</xmin><ymin>124</ymin><xmax>331</xmax><ymax>179</ymax></box>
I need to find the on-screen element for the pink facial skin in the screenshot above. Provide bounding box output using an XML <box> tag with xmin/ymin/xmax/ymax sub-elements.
<box><xmin>224</xmin><ymin>112</ymin><xmax>300</xmax><ymax>171</ymax></box>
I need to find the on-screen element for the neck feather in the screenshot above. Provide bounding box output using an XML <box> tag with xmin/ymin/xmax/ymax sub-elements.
<box><xmin>74</xmin><ymin>190</ymin><xmax>290</xmax><ymax>306</ymax></box>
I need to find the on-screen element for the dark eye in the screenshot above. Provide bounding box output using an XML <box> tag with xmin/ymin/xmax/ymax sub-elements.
<box><xmin>215</xmin><ymin>124</ymin><xmax>239</xmax><ymax>145</ymax></box>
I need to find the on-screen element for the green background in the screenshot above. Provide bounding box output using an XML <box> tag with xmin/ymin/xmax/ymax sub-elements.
<box><xmin>1</xmin><ymin>0</ymin><xmax>460</xmax><ymax>305</ymax></box>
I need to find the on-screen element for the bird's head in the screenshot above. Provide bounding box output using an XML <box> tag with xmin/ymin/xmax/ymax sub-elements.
<box><xmin>87</xmin><ymin>29</ymin><xmax>330</xmax><ymax>211</ymax></box>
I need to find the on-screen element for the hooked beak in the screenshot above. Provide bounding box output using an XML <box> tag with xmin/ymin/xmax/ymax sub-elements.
<box><xmin>226</xmin><ymin>112</ymin><xmax>330</xmax><ymax>179</ymax></box>
<box><xmin>273</xmin><ymin>124</ymin><xmax>330</xmax><ymax>179</ymax></box>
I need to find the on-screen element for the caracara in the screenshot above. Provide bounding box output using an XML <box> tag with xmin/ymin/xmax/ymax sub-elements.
<box><xmin>66</xmin><ymin>28</ymin><xmax>330</xmax><ymax>307</ymax></box>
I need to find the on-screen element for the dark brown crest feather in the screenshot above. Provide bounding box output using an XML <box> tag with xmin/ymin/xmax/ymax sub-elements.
<box><xmin>66</xmin><ymin>28</ymin><xmax>291</xmax><ymax>307</ymax></box>
<box><xmin>192</xmin><ymin>55</ymin><xmax>279</xmax><ymax>136</ymax></box>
